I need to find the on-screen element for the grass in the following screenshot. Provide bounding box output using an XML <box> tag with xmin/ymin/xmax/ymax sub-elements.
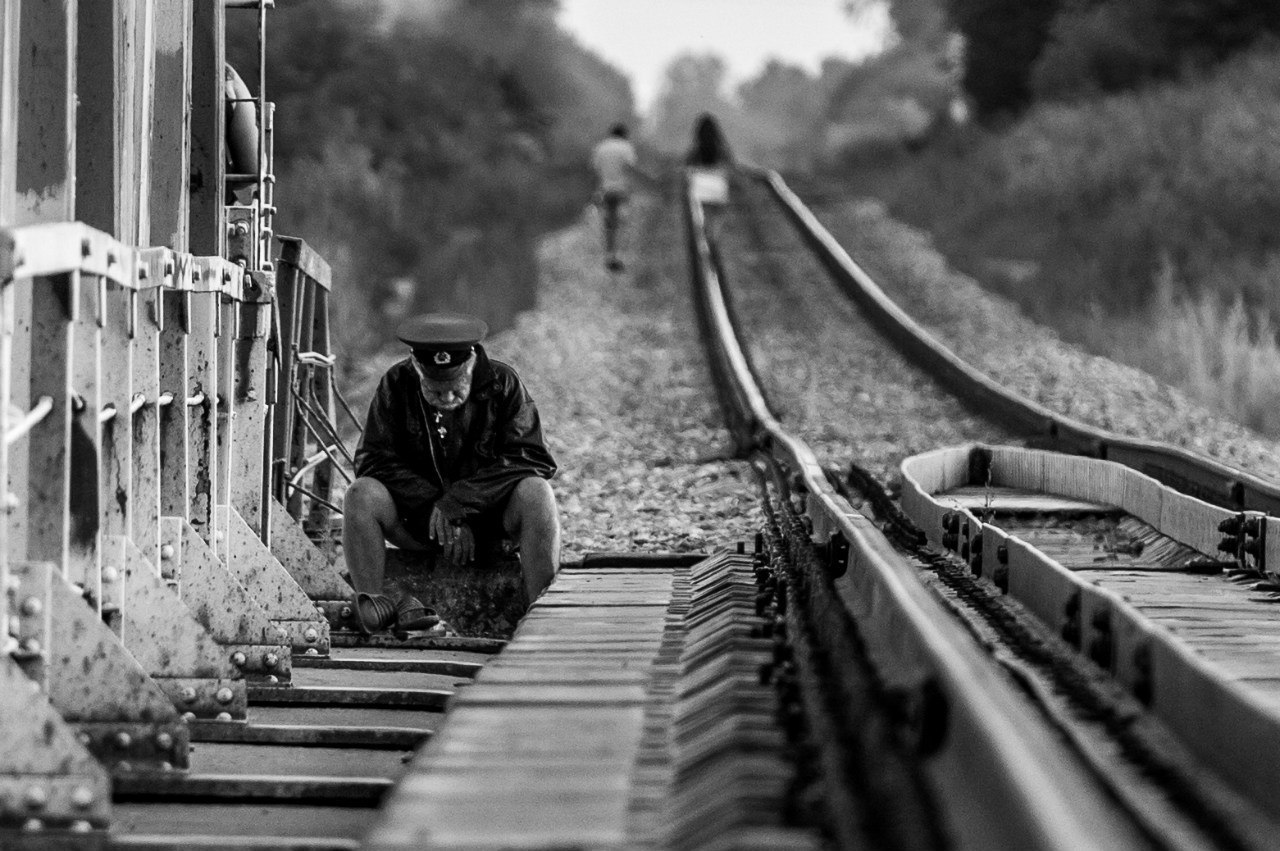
<box><xmin>827</xmin><ymin>43</ymin><xmax>1280</xmax><ymax>436</ymax></box>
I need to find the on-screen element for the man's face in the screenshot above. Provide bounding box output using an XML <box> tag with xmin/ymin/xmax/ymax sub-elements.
<box><xmin>413</xmin><ymin>355</ymin><xmax>475</xmax><ymax>410</ymax></box>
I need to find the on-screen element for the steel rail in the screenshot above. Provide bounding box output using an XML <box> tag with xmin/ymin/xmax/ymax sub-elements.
<box><xmin>684</xmin><ymin>175</ymin><xmax>1141</xmax><ymax>850</ymax></box>
<box><xmin>755</xmin><ymin>168</ymin><xmax>1280</xmax><ymax>519</ymax></box>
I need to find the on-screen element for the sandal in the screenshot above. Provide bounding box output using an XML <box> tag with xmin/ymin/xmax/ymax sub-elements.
<box><xmin>353</xmin><ymin>592</ymin><xmax>398</xmax><ymax>636</ymax></box>
<box><xmin>395</xmin><ymin>594</ymin><xmax>440</xmax><ymax>632</ymax></box>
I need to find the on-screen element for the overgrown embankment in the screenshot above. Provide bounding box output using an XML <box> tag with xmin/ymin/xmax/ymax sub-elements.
<box><xmin>827</xmin><ymin>45</ymin><xmax>1280</xmax><ymax>435</ymax></box>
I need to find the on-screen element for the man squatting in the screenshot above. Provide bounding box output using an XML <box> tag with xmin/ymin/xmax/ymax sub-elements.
<box><xmin>342</xmin><ymin>313</ymin><xmax>560</xmax><ymax>634</ymax></box>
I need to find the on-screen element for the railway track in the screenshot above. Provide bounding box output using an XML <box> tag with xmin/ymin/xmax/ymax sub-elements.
<box><xmin>685</xmin><ymin>167</ymin><xmax>1280</xmax><ymax>848</ymax></box>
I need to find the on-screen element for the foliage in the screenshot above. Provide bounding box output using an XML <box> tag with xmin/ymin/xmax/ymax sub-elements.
<box><xmin>944</xmin><ymin>0</ymin><xmax>1062</xmax><ymax>118</ymax></box>
<box><xmin>826</xmin><ymin>44</ymin><xmax>1280</xmax><ymax>433</ymax></box>
<box><xmin>229</xmin><ymin>0</ymin><xmax>633</xmax><ymax>370</ymax></box>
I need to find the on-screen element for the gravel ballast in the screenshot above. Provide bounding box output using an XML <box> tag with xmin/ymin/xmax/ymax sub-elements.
<box><xmin>348</xmin><ymin>176</ymin><xmax>1277</xmax><ymax>564</ymax></box>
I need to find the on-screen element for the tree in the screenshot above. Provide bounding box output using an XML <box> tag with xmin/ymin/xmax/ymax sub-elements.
<box><xmin>946</xmin><ymin>0</ymin><xmax>1063</xmax><ymax>118</ymax></box>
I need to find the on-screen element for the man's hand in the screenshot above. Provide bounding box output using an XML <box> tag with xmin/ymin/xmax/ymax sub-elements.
<box><xmin>429</xmin><ymin>506</ymin><xmax>474</xmax><ymax>564</ymax></box>
<box><xmin>448</xmin><ymin>524</ymin><xmax>475</xmax><ymax>564</ymax></box>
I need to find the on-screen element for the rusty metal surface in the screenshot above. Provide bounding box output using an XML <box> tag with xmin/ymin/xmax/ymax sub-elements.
<box><xmin>247</xmin><ymin>686</ymin><xmax>450</xmax><ymax>711</ymax></box>
<box><xmin>188</xmin><ymin>721</ymin><xmax>427</xmax><ymax>749</ymax></box>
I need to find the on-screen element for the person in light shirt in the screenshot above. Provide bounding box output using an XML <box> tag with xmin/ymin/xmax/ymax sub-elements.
<box><xmin>591</xmin><ymin>123</ymin><xmax>639</xmax><ymax>272</ymax></box>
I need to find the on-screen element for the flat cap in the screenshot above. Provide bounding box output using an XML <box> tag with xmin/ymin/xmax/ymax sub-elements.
<box><xmin>397</xmin><ymin>313</ymin><xmax>488</xmax><ymax>379</ymax></box>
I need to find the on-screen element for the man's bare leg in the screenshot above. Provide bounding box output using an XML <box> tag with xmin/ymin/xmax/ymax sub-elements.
<box><xmin>341</xmin><ymin>477</ymin><xmax>421</xmax><ymax>594</ymax></box>
<box><xmin>503</xmin><ymin>477</ymin><xmax>561</xmax><ymax>602</ymax></box>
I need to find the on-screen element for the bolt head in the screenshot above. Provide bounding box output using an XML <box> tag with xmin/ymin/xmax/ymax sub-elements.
<box><xmin>71</xmin><ymin>820</ymin><xmax>92</xmax><ymax>833</ymax></box>
<box><xmin>113</xmin><ymin>732</ymin><xmax>132</xmax><ymax>750</ymax></box>
<box><xmin>304</xmin><ymin>627</ymin><xmax>319</xmax><ymax>643</ymax></box>
<box><xmin>24</xmin><ymin>786</ymin><xmax>48</xmax><ymax>809</ymax></box>
<box><xmin>216</xmin><ymin>711</ymin><xmax>233</xmax><ymax>722</ymax></box>
<box><xmin>267</xmin><ymin>675</ymin><xmax>279</xmax><ymax>684</ymax></box>
<box><xmin>305</xmin><ymin>647</ymin><xmax>319</xmax><ymax>656</ymax></box>
<box><xmin>263</xmin><ymin>652</ymin><xmax>279</xmax><ymax>669</ymax></box>
<box><xmin>160</xmin><ymin>544</ymin><xmax>175</xmax><ymax>560</ymax></box>
<box><xmin>77</xmin><ymin>732</ymin><xmax>92</xmax><ymax>746</ymax></box>
<box><xmin>215</xmin><ymin>687</ymin><xmax>234</xmax><ymax>704</ymax></box>
<box><xmin>101</xmin><ymin>565</ymin><xmax>119</xmax><ymax>584</ymax></box>
<box><xmin>159</xmin><ymin>761</ymin><xmax>173</xmax><ymax>771</ymax></box>
<box><xmin>180</xmin><ymin>687</ymin><xmax>197</xmax><ymax>703</ymax></box>
<box><xmin>115</xmin><ymin>761</ymin><xmax>132</xmax><ymax>773</ymax></box>
<box><xmin>230</xmin><ymin>651</ymin><xmax>247</xmax><ymax>667</ymax></box>
<box><xmin>181</xmin><ymin>711</ymin><xmax>196</xmax><ymax>722</ymax></box>
<box><xmin>20</xmin><ymin>596</ymin><xmax>42</xmax><ymax>617</ymax></box>
<box><xmin>23</xmin><ymin>818</ymin><xmax>43</xmax><ymax>832</ymax></box>
<box><xmin>340</xmin><ymin>606</ymin><xmax>352</xmax><ymax>619</ymax></box>
<box><xmin>155</xmin><ymin>732</ymin><xmax>174</xmax><ymax>750</ymax></box>
<box><xmin>70</xmin><ymin>786</ymin><xmax>94</xmax><ymax>809</ymax></box>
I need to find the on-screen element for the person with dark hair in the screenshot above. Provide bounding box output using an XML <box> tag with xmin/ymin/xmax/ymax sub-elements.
<box><xmin>686</xmin><ymin>113</ymin><xmax>732</xmax><ymax>211</ymax></box>
<box><xmin>591</xmin><ymin>123</ymin><xmax>639</xmax><ymax>272</ymax></box>
<box><xmin>342</xmin><ymin>313</ymin><xmax>560</xmax><ymax>636</ymax></box>
<box><xmin>686</xmin><ymin>113</ymin><xmax>733</xmax><ymax>167</ymax></box>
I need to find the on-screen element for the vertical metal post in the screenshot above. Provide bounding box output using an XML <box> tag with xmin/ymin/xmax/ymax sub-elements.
<box><xmin>188</xmin><ymin>0</ymin><xmax>224</xmax><ymax>256</ymax></box>
<box><xmin>270</xmin><ymin>257</ymin><xmax>298</xmax><ymax>504</ymax></box>
<box><xmin>0</xmin><ymin>0</ymin><xmax>19</xmax><ymax>223</ymax></box>
<box><xmin>131</xmin><ymin>0</ymin><xmax>155</xmax><ymax>245</ymax></box>
<box><xmin>306</xmin><ymin>286</ymin><xmax>334</xmax><ymax>534</ymax></box>
<box><xmin>186</xmin><ymin>265</ymin><xmax>219</xmax><ymax>551</ymax></box>
<box><xmin>68</xmin><ymin>272</ymin><xmax>102</xmax><ymax>597</ymax></box>
<box><xmin>25</xmin><ymin>272</ymin><xmax>76</xmax><ymax>575</ymax></box>
<box><xmin>215</xmin><ymin>284</ymin><xmax>236</xmax><ymax>549</ymax></box>
<box><xmin>15</xmin><ymin>0</ymin><xmax>76</xmax><ymax>224</ymax></box>
<box><xmin>231</xmin><ymin>276</ymin><xmax>271</xmax><ymax>535</ymax></box>
<box><xmin>100</xmin><ymin>278</ymin><xmax>134</xmax><ymax>619</ymax></box>
<box><xmin>158</xmin><ymin>271</ymin><xmax>190</xmax><ymax>542</ymax></box>
<box><xmin>12</xmin><ymin>0</ymin><xmax>77</xmax><ymax>568</ymax></box>
<box><xmin>132</xmin><ymin>251</ymin><xmax>167</xmax><ymax>568</ymax></box>
<box><xmin>149</xmin><ymin>0</ymin><xmax>193</xmax><ymax>250</ymax></box>
<box><xmin>75</xmin><ymin>0</ymin><xmax>120</xmax><ymax>235</ymax></box>
<box><xmin>286</xmin><ymin>280</ymin><xmax>313</xmax><ymax>521</ymax></box>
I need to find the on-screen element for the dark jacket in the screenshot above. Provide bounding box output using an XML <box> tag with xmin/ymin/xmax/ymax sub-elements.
<box><xmin>354</xmin><ymin>345</ymin><xmax>556</xmax><ymax>523</ymax></box>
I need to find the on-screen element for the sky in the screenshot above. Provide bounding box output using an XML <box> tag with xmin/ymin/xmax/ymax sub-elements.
<box><xmin>559</xmin><ymin>0</ymin><xmax>892</xmax><ymax>114</ymax></box>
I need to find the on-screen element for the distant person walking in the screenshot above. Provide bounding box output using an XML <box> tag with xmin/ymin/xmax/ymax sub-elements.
<box><xmin>686</xmin><ymin>113</ymin><xmax>732</xmax><ymax>209</ymax></box>
<box><xmin>591</xmin><ymin>123</ymin><xmax>638</xmax><ymax>272</ymax></box>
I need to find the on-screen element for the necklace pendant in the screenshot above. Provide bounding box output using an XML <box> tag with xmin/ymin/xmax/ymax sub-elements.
<box><xmin>437</xmin><ymin>426</ymin><xmax>447</xmax><ymax>439</ymax></box>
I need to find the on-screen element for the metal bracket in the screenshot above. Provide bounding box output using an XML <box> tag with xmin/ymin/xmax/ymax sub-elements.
<box><xmin>221</xmin><ymin>506</ymin><xmax>329</xmax><ymax>652</ymax></box>
<box><xmin>10</xmin><ymin>562</ymin><xmax>186</xmax><ymax>771</ymax></box>
<box><xmin>268</xmin><ymin>496</ymin><xmax>352</xmax><ymax>600</ymax></box>
<box><xmin>0</xmin><ymin>655</ymin><xmax>110</xmax><ymax>834</ymax></box>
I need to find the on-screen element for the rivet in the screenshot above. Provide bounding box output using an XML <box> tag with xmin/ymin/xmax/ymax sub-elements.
<box><xmin>215</xmin><ymin>687</ymin><xmax>234</xmax><ymax>704</ymax></box>
<box><xmin>304</xmin><ymin>627</ymin><xmax>318</xmax><ymax>643</ymax></box>
<box><xmin>20</xmin><ymin>596</ymin><xmax>42</xmax><ymax>617</ymax></box>
<box><xmin>24</xmin><ymin>786</ymin><xmax>48</xmax><ymax>809</ymax></box>
<box><xmin>216</xmin><ymin>711</ymin><xmax>232</xmax><ymax>722</ymax></box>
<box><xmin>115</xmin><ymin>761</ymin><xmax>132</xmax><ymax>773</ymax></box>
<box><xmin>160</xmin><ymin>543</ymin><xmax>175</xmax><ymax>561</ymax></box>
<box><xmin>23</xmin><ymin>817</ymin><xmax>43</xmax><ymax>831</ymax></box>
<box><xmin>76</xmin><ymin>732</ymin><xmax>92</xmax><ymax>747</ymax></box>
<box><xmin>180</xmin><ymin>686</ymin><xmax>197</xmax><ymax>703</ymax></box>
<box><xmin>315</xmin><ymin>604</ymin><xmax>327</xmax><ymax>616</ymax></box>
<box><xmin>263</xmin><ymin>652</ymin><xmax>279</xmax><ymax>669</ymax></box>
<box><xmin>70</xmin><ymin>785</ymin><xmax>94</xmax><ymax>809</ymax></box>
<box><xmin>159</xmin><ymin>761</ymin><xmax>173</xmax><ymax>771</ymax></box>
<box><xmin>304</xmin><ymin>647</ymin><xmax>319</xmax><ymax>656</ymax></box>
<box><xmin>155</xmin><ymin>732</ymin><xmax>174</xmax><ymax>750</ymax></box>
<box><xmin>276</xmin><ymin>628</ymin><xmax>288</xmax><ymax>642</ymax></box>
<box><xmin>71</xmin><ymin>820</ymin><xmax>92</xmax><ymax>833</ymax></box>
<box><xmin>181</xmin><ymin>711</ymin><xmax>196</xmax><ymax>722</ymax></box>
<box><xmin>4</xmin><ymin>492</ymin><xmax>18</xmax><ymax>511</ymax></box>
<box><xmin>101</xmin><ymin>565</ymin><xmax>119</xmax><ymax>584</ymax></box>
<box><xmin>214</xmin><ymin>530</ymin><xmax>224</xmax><ymax>542</ymax></box>
<box><xmin>113</xmin><ymin>732</ymin><xmax>132</xmax><ymax>750</ymax></box>
<box><xmin>266</xmin><ymin>675</ymin><xmax>279</xmax><ymax>684</ymax></box>
<box><xmin>340</xmin><ymin>606</ymin><xmax>352</xmax><ymax>619</ymax></box>
<box><xmin>230</xmin><ymin>651</ymin><xmax>247</xmax><ymax>667</ymax></box>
